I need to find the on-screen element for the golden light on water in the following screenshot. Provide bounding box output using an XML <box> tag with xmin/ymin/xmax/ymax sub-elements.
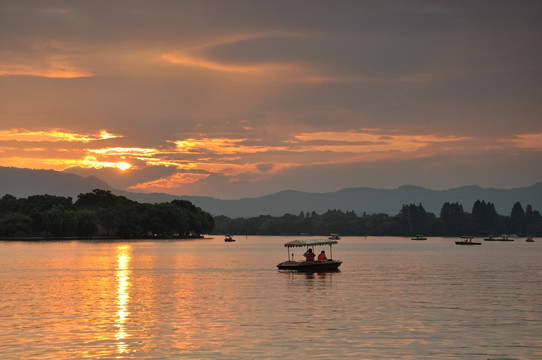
<box><xmin>115</xmin><ymin>245</ymin><xmax>132</xmax><ymax>354</ymax></box>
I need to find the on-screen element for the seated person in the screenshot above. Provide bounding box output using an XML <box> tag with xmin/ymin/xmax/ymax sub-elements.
<box><xmin>303</xmin><ymin>248</ymin><xmax>315</xmax><ymax>262</ymax></box>
<box><xmin>317</xmin><ymin>250</ymin><xmax>327</xmax><ymax>262</ymax></box>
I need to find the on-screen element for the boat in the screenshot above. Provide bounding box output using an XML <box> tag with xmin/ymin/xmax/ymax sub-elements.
<box><xmin>455</xmin><ymin>237</ymin><xmax>481</xmax><ymax>245</ymax></box>
<box><xmin>411</xmin><ymin>235</ymin><xmax>427</xmax><ymax>240</ymax></box>
<box><xmin>526</xmin><ymin>236</ymin><xmax>534</xmax><ymax>242</ymax></box>
<box><xmin>277</xmin><ymin>239</ymin><xmax>342</xmax><ymax>272</ymax></box>
<box><xmin>328</xmin><ymin>233</ymin><xmax>341</xmax><ymax>240</ymax></box>
<box><xmin>224</xmin><ymin>235</ymin><xmax>236</xmax><ymax>242</ymax></box>
<box><xmin>484</xmin><ymin>234</ymin><xmax>514</xmax><ymax>241</ymax></box>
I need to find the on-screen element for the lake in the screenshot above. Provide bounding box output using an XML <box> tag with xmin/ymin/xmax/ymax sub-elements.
<box><xmin>1</xmin><ymin>236</ymin><xmax>540</xmax><ymax>359</ymax></box>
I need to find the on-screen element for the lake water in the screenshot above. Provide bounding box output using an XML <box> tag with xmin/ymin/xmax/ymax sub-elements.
<box><xmin>1</xmin><ymin>236</ymin><xmax>541</xmax><ymax>359</ymax></box>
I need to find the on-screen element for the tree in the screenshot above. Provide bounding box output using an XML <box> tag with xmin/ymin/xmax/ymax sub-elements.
<box><xmin>398</xmin><ymin>203</ymin><xmax>428</xmax><ymax>235</ymax></box>
<box><xmin>509</xmin><ymin>201</ymin><xmax>525</xmax><ymax>235</ymax></box>
<box><xmin>440</xmin><ymin>202</ymin><xmax>467</xmax><ymax>236</ymax></box>
<box><xmin>76</xmin><ymin>210</ymin><xmax>98</xmax><ymax>237</ymax></box>
<box><xmin>0</xmin><ymin>212</ymin><xmax>32</xmax><ymax>236</ymax></box>
<box><xmin>471</xmin><ymin>200</ymin><xmax>499</xmax><ymax>235</ymax></box>
<box><xmin>524</xmin><ymin>204</ymin><xmax>542</xmax><ymax>235</ymax></box>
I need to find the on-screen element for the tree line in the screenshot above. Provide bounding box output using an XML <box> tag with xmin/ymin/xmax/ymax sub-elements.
<box><xmin>213</xmin><ymin>200</ymin><xmax>542</xmax><ymax>237</ymax></box>
<box><xmin>0</xmin><ymin>189</ymin><xmax>214</xmax><ymax>238</ymax></box>
<box><xmin>2</xmin><ymin>191</ymin><xmax>540</xmax><ymax>238</ymax></box>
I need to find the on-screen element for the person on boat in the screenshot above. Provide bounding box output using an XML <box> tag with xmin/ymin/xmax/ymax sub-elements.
<box><xmin>303</xmin><ymin>249</ymin><xmax>315</xmax><ymax>262</ymax></box>
<box><xmin>317</xmin><ymin>250</ymin><xmax>327</xmax><ymax>262</ymax></box>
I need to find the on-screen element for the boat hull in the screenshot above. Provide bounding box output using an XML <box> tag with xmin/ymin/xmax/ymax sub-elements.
<box><xmin>455</xmin><ymin>241</ymin><xmax>481</xmax><ymax>245</ymax></box>
<box><xmin>277</xmin><ymin>260</ymin><xmax>342</xmax><ymax>272</ymax></box>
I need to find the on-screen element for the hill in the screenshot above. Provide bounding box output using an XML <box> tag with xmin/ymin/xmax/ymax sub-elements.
<box><xmin>1</xmin><ymin>166</ymin><xmax>541</xmax><ymax>217</ymax></box>
<box><xmin>0</xmin><ymin>167</ymin><xmax>113</xmax><ymax>199</ymax></box>
<box><xmin>179</xmin><ymin>183</ymin><xmax>542</xmax><ymax>217</ymax></box>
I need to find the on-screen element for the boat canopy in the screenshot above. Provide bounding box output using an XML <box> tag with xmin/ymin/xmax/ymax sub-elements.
<box><xmin>283</xmin><ymin>239</ymin><xmax>338</xmax><ymax>248</ymax></box>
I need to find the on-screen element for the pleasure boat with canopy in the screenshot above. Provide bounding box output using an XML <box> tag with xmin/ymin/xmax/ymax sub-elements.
<box><xmin>276</xmin><ymin>238</ymin><xmax>342</xmax><ymax>272</ymax></box>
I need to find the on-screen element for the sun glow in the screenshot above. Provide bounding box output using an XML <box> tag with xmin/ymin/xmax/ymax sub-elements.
<box><xmin>1</xmin><ymin>125</ymin><xmax>518</xmax><ymax>194</ymax></box>
<box><xmin>117</xmin><ymin>162</ymin><xmax>132</xmax><ymax>171</ymax></box>
<box><xmin>66</xmin><ymin>156</ymin><xmax>132</xmax><ymax>171</ymax></box>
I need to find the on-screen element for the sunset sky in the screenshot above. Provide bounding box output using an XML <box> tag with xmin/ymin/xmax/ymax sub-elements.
<box><xmin>1</xmin><ymin>1</ymin><xmax>541</xmax><ymax>199</ymax></box>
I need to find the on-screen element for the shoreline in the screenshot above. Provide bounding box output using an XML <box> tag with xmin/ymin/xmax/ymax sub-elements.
<box><xmin>0</xmin><ymin>234</ymin><xmax>209</xmax><ymax>242</ymax></box>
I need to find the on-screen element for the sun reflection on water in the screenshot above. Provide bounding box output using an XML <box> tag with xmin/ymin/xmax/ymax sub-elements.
<box><xmin>115</xmin><ymin>245</ymin><xmax>132</xmax><ymax>355</ymax></box>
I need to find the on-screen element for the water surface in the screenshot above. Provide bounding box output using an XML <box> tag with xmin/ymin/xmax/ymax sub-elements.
<box><xmin>1</xmin><ymin>236</ymin><xmax>540</xmax><ymax>359</ymax></box>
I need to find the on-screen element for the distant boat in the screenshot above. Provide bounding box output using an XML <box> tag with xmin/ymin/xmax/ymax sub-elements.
<box><xmin>526</xmin><ymin>236</ymin><xmax>534</xmax><ymax>242</ymax></box>
<box><xmin>411</xmin><ymin>235</ymin><xmax>427</xmax><ymax>240</ymax></box>
<box><xmin>277</xmin><ymin>238</ymin><xmax>342</xmax><ymax>272</ymax></box>
<box><xmin>328</xmin><ymin>233</ymin><xmax>341</xmax><ymax>240</ymax></box>
<box><xmin>455</xmin><ymin>237</ymin><xmax>481</xmax><ymax>245</ymax></box>
<box><xmin>484</xmin><ymin>235</ymin><xmax>514</xmax><ymax>242</ymax></box>
<box><xmin>224</xmin><ymin>235</ymin><xmax>236</xmax><ymax>242</ymax></box>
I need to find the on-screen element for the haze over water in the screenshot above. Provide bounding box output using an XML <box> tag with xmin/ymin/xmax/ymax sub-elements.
<box><xmin>1</xmin><ymin>236</ymin><xmax>540</xmax><ymax>359</ymax></box>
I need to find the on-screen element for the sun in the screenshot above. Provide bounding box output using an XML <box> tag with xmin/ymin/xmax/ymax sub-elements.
<box><xmin>117</xmin><ymin>162</ymin><xmax>132</xmax><ymax>171</ymax></box>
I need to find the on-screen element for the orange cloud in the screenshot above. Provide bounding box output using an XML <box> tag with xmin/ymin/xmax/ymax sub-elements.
<box><xmin>0</xmin><ymin>40</ymin><xmax>93</xmax><ymax>78</ymax></box>
<box><xmin>173</xmin><ymin>138</ymin><xmax>285</xmax><ymax>155</ymax></box>
<box><xmin>160</xmin><ymin>32</ymin><xmax>445</xmax><ymax>85</ymax></box>
<box><xmin>0</xmin><ymin>129</ymin><xmax>120</xmax><ymax>142</ymax></box>
<box><xmin>0</xmin><ymin>127</ymin><xmax>492</xmax><ymax>192</ymax></box>
<box><xmin>89</xmin><ymin>147</ymin><xmax>159</xmax><ymax>156</ymax></box>
<box><xmin>161</xmin><ymin>31</ymin><xmax>315</xmax><ymax>81</ymax></box>
<box><xmin>506</xmin><ymin>132</ymin><xmax>542</xmax><ymax>151</ymax></box>
<box><xmin>162</xmin><ymin>51</ymin><xmax>299</xmax><ymax>75</ymax></box>
<box><xmin>76</xmin><ymin>156</ymin><xmax>132</xmax><ymax>171</ymax></box>
<box><xmin>0</xmin><ymin>63</ymin><xmax>93</xmax><ymax>78</ymax></box>
<box><xmin>129</xmin><ymin>172</ymin><xmax>210</xmax><ymax>190</ymax></box>
<box><xmin>0</xmin><ymin>155</ymin><xmax>131</xmax><ymax>171</ymax></box>
<box><xmin>0</xmin><ymin>129</ymin><xmax>128</xmax><ymax>171</ymax></box>
<box><xmin>291</xmin><ymin>131</ymin><xmax>470</xmax><ymax>153</ymax></box>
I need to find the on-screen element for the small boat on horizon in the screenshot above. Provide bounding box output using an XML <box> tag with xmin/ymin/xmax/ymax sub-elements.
<box><xmin>455</xmin><ymin>237</ymin><xmax>481</xmax><ymax>245</ymax></box>
<box><xmin>484</xmin><ymin>234</ymin><xmax>514</xmax><ymax>241</ymax></box>
<box><xmin>328</xmin><ymin>233</ymin><xmax>341</xmax><ymax>240</ymax></box>
<box><xmin>526</xmin><ymin>236</ymin><xmax>534</xmax><ymax>242</ymax></box>
<box><xmin>411</xmin><ymin>235</ymin><xmax>427</xmax><ymax>240</ymax></box>
<box><xmin>224</xmin><ymin>235</ymin><xmax>236</xmax><ymax>242</ymax></box>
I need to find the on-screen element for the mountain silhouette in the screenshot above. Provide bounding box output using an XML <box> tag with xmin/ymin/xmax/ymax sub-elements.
<box><xmin>1</xmin><ymin>166</ymin><xmax>541</xmax><ymax>217</ymax></box>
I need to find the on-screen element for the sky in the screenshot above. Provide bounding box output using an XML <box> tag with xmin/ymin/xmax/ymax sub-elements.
<box><xmin>1</xmin><ymin>1</ymin><xmax>541</xmax><ymax>199</ymax></box>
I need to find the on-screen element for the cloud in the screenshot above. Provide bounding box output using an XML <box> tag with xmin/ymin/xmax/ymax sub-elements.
<box><xmin>1</xmin><ymin>1</ymin><xmax>541</xmax><ymax>197</ymax></box>
<box><xmin>506</xmin><ymin>132</ymin><xmax>542</xmax><ymax>151</ymax></box>
<box><xmin>0</xmin><ymin>40</ymin><xmax>94</xmax><ymax>78</ymax></box>
<box><xmin>1</xmin><ymin>125</ymin><xmax>539</xmax><ymax>196</ymax></box>
<box><xmin>0</xmin><ymin>129</ymin><xmax>119</xmax><ymax>142</ymax></box>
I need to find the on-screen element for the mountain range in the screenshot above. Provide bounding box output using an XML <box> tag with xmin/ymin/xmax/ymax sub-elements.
<box><xmin>1</xmin><ymin>166</ymin><xmax>541</xmax><ymax>217</ymax></box>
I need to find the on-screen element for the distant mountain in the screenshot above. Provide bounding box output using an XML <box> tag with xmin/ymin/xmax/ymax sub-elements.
<box><xmin>180</xmin><ymin>183</ymin><xmax>542</xmax><ymax>217</ymax></box>
<box><xmin>1</xmin><ymin>166</ymin><xmax>541</xmax><ymax>217</ymax></box>
<box><xmin>0</xmin><ymin>166</ymin><xmax>113</xmax><ymax>199</ymax></box>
